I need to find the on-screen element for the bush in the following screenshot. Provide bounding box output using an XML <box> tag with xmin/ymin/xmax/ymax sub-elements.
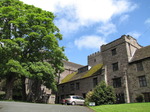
<box><xmin>0</xmin><ymin>91</ymin><xmax>5</xmax><ymax>100</ymax></box>
<box><xmin>85</xmin><ymin>81</ymin><xmax>116</xmax><ymax>106</ymax></box>
<box><xmin>85</xmin><ymin>91</ymin><xmax>94</xmax><ymax>106</ymax></box>
<box><xmin>136</xmin><ymin>94</ymin><xmax>144</xmax><ymax>102</ymax></box>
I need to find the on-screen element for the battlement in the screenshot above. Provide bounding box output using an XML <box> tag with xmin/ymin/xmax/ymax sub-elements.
<box><xmin>101</xmin><ymin>35</ymin><xmax>141</xmax><ymax>52</ymax></box>
<box><xmin>88</xmin><ymin>51</ymin><xmax>103</xmax><ymax>67</ymax></box>
<box><xmin>88</xmin><ymin>51</ymin><xmax>101</xmax><ymax>57</ymax></box>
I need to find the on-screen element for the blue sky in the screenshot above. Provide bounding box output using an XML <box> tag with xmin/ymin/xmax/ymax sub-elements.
<box><xmin>20</xmin><ymin>0</ymin><xmax>150</xmax><ymax>65</ymax></box>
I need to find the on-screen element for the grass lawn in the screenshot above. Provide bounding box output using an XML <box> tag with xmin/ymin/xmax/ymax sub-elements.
<box><xmin>90</xmin><ymin>102</ymin><xmax>150</xmax><ymax>112</ymax></box>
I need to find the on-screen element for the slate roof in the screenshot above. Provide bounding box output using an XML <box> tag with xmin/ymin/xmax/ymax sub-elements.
<box><xmin>130</xmin><ymin>45</ymin><xmax>150</xmax><ymax>63</ymax></box>
<box><xmin>60</xmin><ymin>64</ymin><xmax>103</xmax><ymax>84</ymax></box>
<box><xmin>63</xmin><ymin>60</ymin><xmax>83</xmax><ymax>68</ymax></box>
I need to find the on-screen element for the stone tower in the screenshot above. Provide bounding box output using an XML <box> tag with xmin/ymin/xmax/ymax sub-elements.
<box><xmin>88</xmin><ymin>51</ymin><xmax>103</xmax><ymax>67</ymax></box>
<box><xmin>101</xmin><ymin>35</ymin><xmax>142</xmax><ymax>103</ymax></box>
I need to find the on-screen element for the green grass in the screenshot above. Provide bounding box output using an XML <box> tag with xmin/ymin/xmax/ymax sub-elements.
<box><xmin>90</xmin><ymin>103</ymin><xmax>150</xmax><ymax>112</ymax></box>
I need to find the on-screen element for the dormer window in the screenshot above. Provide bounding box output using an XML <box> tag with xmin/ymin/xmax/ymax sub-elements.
<box><xmin>78</xmin><ymin>65</ymin><xmax>91</xmax><ymax>73</ymax></box>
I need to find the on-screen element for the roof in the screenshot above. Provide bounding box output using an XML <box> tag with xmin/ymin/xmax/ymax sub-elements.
<box><xmin>130</xmin><ymin>45</ymin><xmax>150</xmax><ymax>63</ymax></box>
<box><xmin>60</xmin><ymin>64</ymin><xmax>103</xmax><ymax>84</ymax></box>
<box><xmin>62</xmin><ymin>60</ymin><xmax>84</xmax><ymax>69</ymax></box>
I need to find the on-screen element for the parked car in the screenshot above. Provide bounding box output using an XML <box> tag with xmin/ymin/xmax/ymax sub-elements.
<box><xmin>62</xmin><ymin>95</ymin><xmax>85</xmax><ymax>105</ymax></box>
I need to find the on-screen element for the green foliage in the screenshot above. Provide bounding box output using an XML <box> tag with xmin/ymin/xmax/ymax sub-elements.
<box><xmin>90</xmin><ymin>103</ymin><xmax>150</xmax><ymax>112</ymax></box>
<box><xmin>86</xmin><ymin>81</ymin><xmax>116</xmax><ymax>106</ymax></box>
<box><xmin>27</xmin><ymin>62</ymin><xmax>57</xmax><ymax>91</ymax></box>
<box><xmin>0</xmin><ymin>0</ymin><xmax>67</xmax><ymax>100</ymax></box>
<box><xmin>0</xmin><ymin>91</ymin><xmax>5</xmax><ymax>100</ymax></box>
<box><xmin>136</xmin><ymin>94</ymin><xmax>144</xmax><ymax>102</ymax></box>
<box><xmin>85</xmin><ymin>91</ymin><xmax>94</xmax><ymax>106</ymax></box>
<box><xmin>0</xmin><ymin>80</ymin><xmax>6</xmax><ymax>100</ymax></box>
<box><xmin>13</xmin><ymin>79</ymin><xmax>22</xmax><ymax>100</ymax></box>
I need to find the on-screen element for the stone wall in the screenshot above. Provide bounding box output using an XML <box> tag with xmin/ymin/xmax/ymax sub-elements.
<box><xmin>101</xmin><ymin>36</ymin><xmax>129</xmax><ymax>86</ymax></box>
<box><xmin>57</xmin><ymin>35</ymin><xmax>149</xmax><ymax>104</ymax></box>
<box><xmin>128</xmin><ymin>58</ymin><xmax>150</xmax><ymax>102</ymax></box>
<box><xmin>58</xmin><ymin>69</ymin><xmax>104</xmax><ymax>103</ymax></box>
<box><xmin>101</xmin><ymin>35</ymin><xmax>142</xmax><ymax>103</ymax></box>
<box><xmin>88</xmin><ymin>51</ymin><xmax>103</xmax><ymax>67</ymax></box>
<box><xmin>58</xmin><ymin>61</ymin><xmax>83</xmax><ymax>84</ymax></box>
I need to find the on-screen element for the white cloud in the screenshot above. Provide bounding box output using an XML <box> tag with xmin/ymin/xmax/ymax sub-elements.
<box><xmin>74</xmin><ymin>35</ymin><xmax>106</xmax><ymax>49</ymax></box>
<box><xmin>145</xmin><ymin>18</ymin><xmax>150</xmax><ymax>24</ymax></box>
<box><xmin>127</xmin><ymin>31</ymin><xmax>141</xmax><ymax>39</ymax></box>
<box><xmin>113</xmin><ymin>0</ymin><xmax>137</xmax><ymax>14</ymax></box>
<box><xmin>20</xmin><ymin>0</ymin><xmax>58</xmax><ymax>12</ymax></box>
<box><xmin>97</xmin><ymin>23</ymin><xmax>117</xmax><ymax>36</ymax></box>
<box><xmin>55</xmin><ymin>19</ymin><xmax>80</xmax><ymax>37</ymax></box>
<box><xmin>119</xmin><ymin>14</ymin><xmax>129</xmax><ymax>23</ymax></box>
<box><xmin>20</xmin><ymin>0</ymin><xmax>137</xmax><ymax>34</ymax></box>
<box><xmin>74</xmin><ymin>0</ymin><xmax>137</xmax><ymax>25</ymax></box>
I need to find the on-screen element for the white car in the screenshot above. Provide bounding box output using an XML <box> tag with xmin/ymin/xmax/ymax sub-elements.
<box><xmin>63</xmin><ymin>95</ymin><xmax>85</xmax><ymax>105</ymax></box>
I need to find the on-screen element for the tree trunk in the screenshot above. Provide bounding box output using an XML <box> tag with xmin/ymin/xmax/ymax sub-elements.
<box><xmin>4</xmin><ymin>74</ymin><xmax>16</xmax><ymax>100</ymax></box>
<box><xmin>21</xmin><ymin>76</ymin><xmax>27</xmax><ymax>101</ymax></box>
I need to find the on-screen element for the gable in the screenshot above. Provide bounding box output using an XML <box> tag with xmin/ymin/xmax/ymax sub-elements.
<box><xmin>130</xmin><ymin>45</ymin><xmax>150</xmax><ymax>63</ymax></box>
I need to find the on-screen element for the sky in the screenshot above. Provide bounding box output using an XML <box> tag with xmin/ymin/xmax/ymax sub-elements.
<box><xmin>20</xmin><ymin>0</ymin><xmax>150</xmax><ymax>66</ymax></box>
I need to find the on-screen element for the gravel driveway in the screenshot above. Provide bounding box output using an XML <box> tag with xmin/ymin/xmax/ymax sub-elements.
<box><xmin>0</xmin><ymin>101</ymin><xmax>94</xmax><ymax>112</ymax></box>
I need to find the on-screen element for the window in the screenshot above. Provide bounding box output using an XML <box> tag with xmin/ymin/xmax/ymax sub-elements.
<box><xmin>78</xmin><ymin>66</ymin><xmax>89</xmax><ymax>73</ymax></box>
<box><xmin>116</xmin><ymin>93</ymin><xmax>125</xmax><ymax>103</ymax></box>
<box><xmin>143</xmin><ymin>93</ymin><xmax>150</xmax><ymax>102</ymax></box>
<box><xmin>61</xmin><ymin>86</ymin><xmax>64</xmax><ymax>92</ymax></box>
<box><xmin>136</xmin><ymin>62</ymin><xmax>144</xmax><ymax>71</ymax></box>
<box><xmin>112</xmin><ymin>62</ymin><xmax>119</xmax><ymax>71</ymax></box>
<box><xmin>76</xmin><ymin>82</ymin><xmax>80</xmax><ymax>90</ymax></box>
<box><xmin>93</xmin><ymin>77</ymin><xmax>98</xmax><ymax>87</ymax></box>
<box><xmin>113</xmin><ymin>77</ymin><xmax>122</xmax><ymax>88</ymax></box>
<box><xmin>70</xmin><ymin>83</ymin><xmax>74</xmax><ymax>91</ymax></box>
<box><xmin>111</xmin><ymin>48</ymin><xmax>117</xmax><ymax>56</ymax></box>
<box><xmin>138</xmin><ymin>76</ymin><xmax>147</xmax><ymax>87</ymax></box>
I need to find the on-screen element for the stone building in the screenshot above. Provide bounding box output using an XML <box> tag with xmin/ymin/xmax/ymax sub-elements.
<box><xmin>58</xmin><ymin>35</ymin><xmax>150</xmax><ymax>104</ymax></box>
<box><xmin>128</xmin><ymin>45</ymin><xmax>150</xmax><ymax>102</ymax></box>
<box><xmin>25</xmin><ymin>60</ymin><xmax>83</xmax><ymax>104</ymax></box>
<box><xmin>58</xmin><ymin>64</ymin><xmax>104</xmax><ymax>103</ymax></box>
<box><xmin>57</xmin><ymin>60</ymin><xmax>83</xmax><ymax>84</ymax></box>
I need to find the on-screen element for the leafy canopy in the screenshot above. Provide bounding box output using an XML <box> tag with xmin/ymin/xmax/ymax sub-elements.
<box><xmin>0</xmin><ymin>0</ymin><xmax>67</xmax><ymax>91</ymax></box>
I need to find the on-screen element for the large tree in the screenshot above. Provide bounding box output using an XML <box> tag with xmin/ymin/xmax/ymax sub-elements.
<box><xmin>0</xmin><ymin>0</ymin><xmax>67</xmax><ymax>100</ymax></box>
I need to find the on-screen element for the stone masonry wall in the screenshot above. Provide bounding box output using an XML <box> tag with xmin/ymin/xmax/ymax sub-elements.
<box><xmin>101</xmin><ymin>35</ymin><xmax>142</xmax><ymax>103</ymax></box>
<box><xmin>88</xmin><ymin>51</ymin><xmax>103</xmax><ymax>67</ymax></box>
<box><xmin>128</xmin><ymin>59</ymin><xmax>150</xmax><ymax>102</ymax></box>
<box><xmin>58</xmin><ymin>61</ymin><xmax>83</xmax><ymax>84</ymax></box>
<box><xmin>58</xmin><ymin>69</ymin><xmax>104</xmax><ymax>103</ymax></box>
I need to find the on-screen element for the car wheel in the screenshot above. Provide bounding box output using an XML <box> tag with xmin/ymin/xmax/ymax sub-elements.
<box><xmin>72</xmin><ymin>101</ymin><xmax>76</xmax><ymax>105</ymax></box>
